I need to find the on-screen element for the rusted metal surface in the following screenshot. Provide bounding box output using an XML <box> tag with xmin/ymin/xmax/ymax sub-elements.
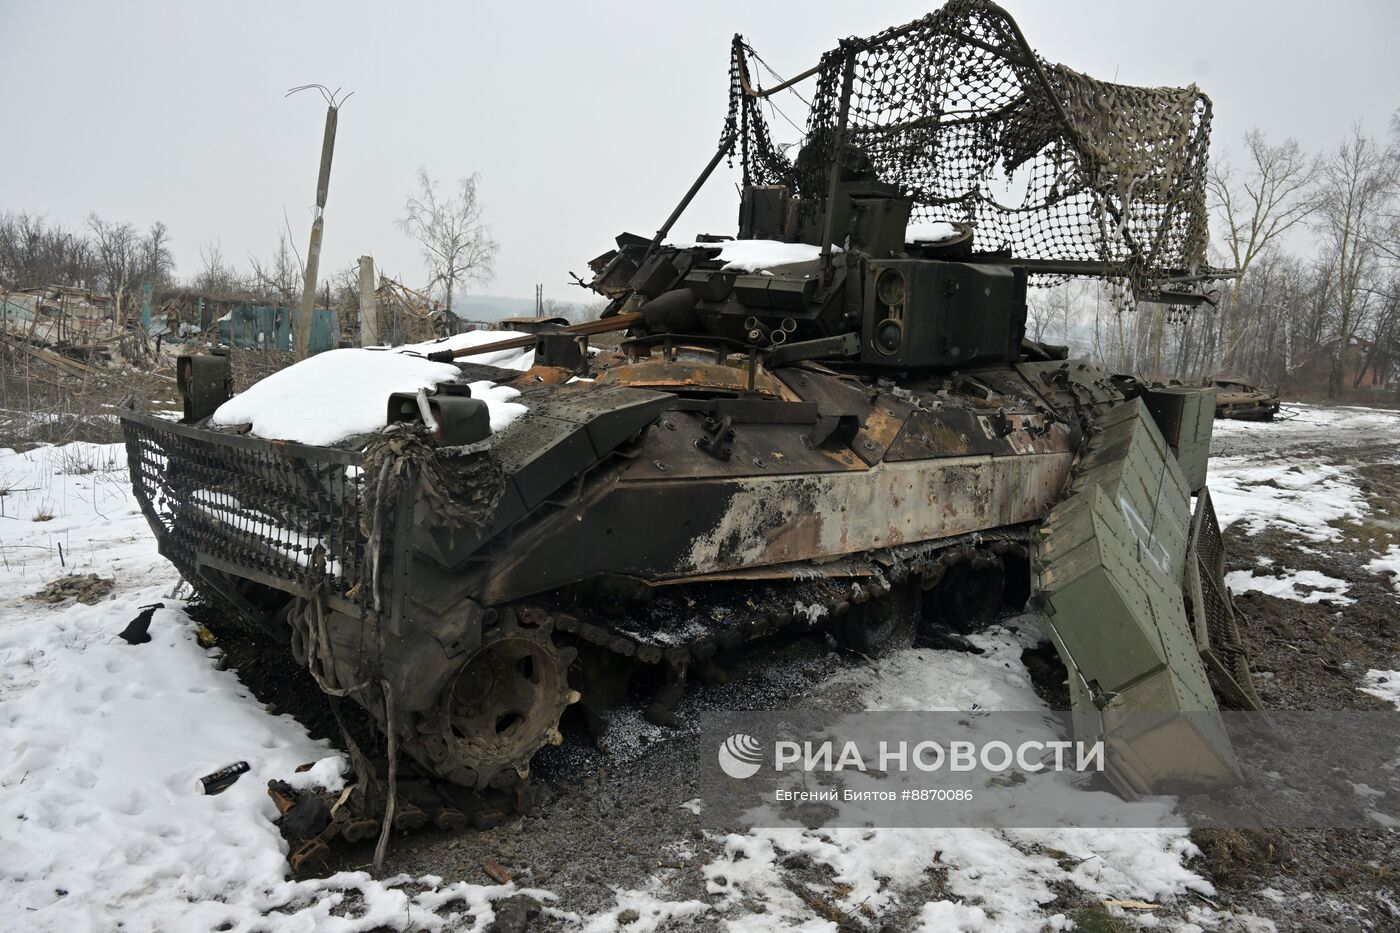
<box><xmin>651</xmin><ymin>558</ymin><xmax>879</xmax><ymax>587</ymax></box>
<box><xmin>680</xmin><ymin>453</ymin><xmax>1067</xmax><ymax>569</ymax></box>
<box><xmin>510</xmin><ymin>365</ymin><xmax>577</xmax><ymax>387</ymax></box>
<box><xmin>593</xmin><ymin>355</ymin><xmax>795</xmax><ymax>399</ymax></box>
<box><xmin>850</xmin><ymin>395</ymin><xmax>911</xmax><ymax>465</ymax></box>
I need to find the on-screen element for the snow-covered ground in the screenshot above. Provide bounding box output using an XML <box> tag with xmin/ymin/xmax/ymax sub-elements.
<box><xmin>1207</xmin><ymin>458</ymin><xmax>1364</xmax><ymax>543</ymax></box>
<box><xmin>1210</xmin><ymin>407</ymin><xmax>1400</xmax><ymax>606</ymax></box>
<box><xmin>699</xmin><ymin>626</ymin><xmax>1212</xmax><ymax>932</ymax></box>
<box><xmin>1212</xmin><ymin>406</ymin><xmax>1400</xmax><ymax>726</ymax></box>
<box><xmin>4</xmin><ymin>402</ymin><xmax>1400</xmax><ymax>930</ymax></box>
<box><xmin>1223</xmin><ymin>568</ymin><xmax>1354</xmax><ymax>605</ymax></box>
<box><xmin>0</xmin><ymin>442</ymin><xmax>162</xmax><ymax>606</ymax></box>
<box><xmin>1360</xmin><ymin>670</ymin><xmax>1400</xmax><ymax>710</ymax></box>
<box><xmin>1210</xmin><ymin>404</ymin><xmax>1400</xmax><ymax>456</ymax></box>
<box><xmin>0</xmin><ymin>443</ymin><xmax>556</xmax><ymax>931</ymax></box>
<box><xmin>1365</xmin><ymin>545</ymin><xmax>1400</xmax><ymax>592</ymax></box>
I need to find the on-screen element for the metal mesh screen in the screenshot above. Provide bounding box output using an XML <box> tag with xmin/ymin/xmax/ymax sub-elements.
<box><xmin>122</xmin><ymin>412</ymin><xmax>368</xmax><ymax>603</ymax></box>
<box><xmin>1187</xmin><ymin>488</ymin><xmax>1264</xmax><ymax>711</ymax></box>
<box><xmin>1193</xmin><ymin>484</ymin><xmax>1227</xmax><ymax>579</ymax></box>
<box><xmin>725</xmin><ymin>0</ymin><xmax>1213</xmax><ymax>288</ymax></box>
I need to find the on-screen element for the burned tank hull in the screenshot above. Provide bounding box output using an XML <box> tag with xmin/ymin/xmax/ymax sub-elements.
<box><xmin>1208</xmin><ymin>375</ymin><xmax>1281</xmax><ymax>420</ymax></box>
<box><xmin>121</xmin><ymin>1</ymin><xmax>1254</xmax><ymax>803</ymax></box>
<box><xmin>121</xmin><ymin>338</ymin><xmax>1244</xmax><ymax>799</ymax></box>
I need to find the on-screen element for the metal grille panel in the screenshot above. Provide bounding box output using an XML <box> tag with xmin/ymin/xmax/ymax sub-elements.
<box><xmin>1187</xmin><ymin>487</ymin><xmax>1264</xmax><ymax>710</ymax></box>
<box><xmin>122</xmin><ymin>412</ymin><xmax>367</xmax><ymax>602</ymax></box>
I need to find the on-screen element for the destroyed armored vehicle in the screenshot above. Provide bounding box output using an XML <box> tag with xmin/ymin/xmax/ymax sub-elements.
<box><xmin>1208</xmin><ymin>374</ymin><xmax>1281</xmax><ymax>420</ymax></box>
<box><xmin>122</xmin><ymin>0</ymin><xmax>1258</xmax><ymax>808</ymax></box>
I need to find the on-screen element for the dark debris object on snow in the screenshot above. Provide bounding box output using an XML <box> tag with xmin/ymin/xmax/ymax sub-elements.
<box><xmin>118</xmin><ymin>602</ymin><xmax>164</xmax><ymax>644</ymax></box>
<box><xmin>282</xmin><ymin>794</ymin><xmax>332</xmax><ymax>838</ymax></box>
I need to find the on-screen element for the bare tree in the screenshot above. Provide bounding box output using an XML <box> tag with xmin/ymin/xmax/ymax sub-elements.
<box><xmin>1027</xmin><ymin>280</ymin><xmax>1081</xmax><ymax>350</ymax></box>
<box><xmin>398</xmin><ymin>169</ymin><xmax>498</xmax><ymax>314</ymax></box>
<box><xmin>1207</xmin><ymin>130</ymin><xmax>1318</xmax><ymax>366</ymax></box>
<box><xmin>1026</xmin><ymin>294</ymin><xmax>1050</xmax><ymax>343</ymax></box>
<box><xmin>194</xmin><ymin>241</ymin><xmax>243</xmax><ymax>296</ymax></box>
<box><xmin>1313</xmin><ymin>124</ymin><xmax>1395</xmax><ymax>397</ymax></box>
<box><xmin>87</xmin><ymin>214</ymin><xmax>139</xmax><ymax>297</ymax></box>
<box><xmin>247</xmin><ymin>233</ymin><xmax>303</xmax><ymax>305</ymax></box>
<box><xmin>1360</xmin><ymin>112</ymin><xmax>1400</xmax><ymax>270</ymax></box>
<box><xmin>142</xmin><ymin>221</ymin><xmax>175</xmax><ymax>288</ymax></box>
<box><xmin>325</xmin><ymin>261</ymin><xmax>362</xmax><ymax>320</ymax></box>
<box><xmin>0</xmin><ymin>213</ymin><xmax>94</xmax><ymax>289</ymax></box>
<box><xmin>86</xmin><ymin>214</ymin><xmax>145</xmax><ymax>330</ymax></box>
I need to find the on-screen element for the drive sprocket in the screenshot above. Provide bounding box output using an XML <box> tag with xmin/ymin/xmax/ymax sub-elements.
<box><xmin>402</xmin><ymin>608</ymin><xmax>578</xmax><ymax>791</ymax></box>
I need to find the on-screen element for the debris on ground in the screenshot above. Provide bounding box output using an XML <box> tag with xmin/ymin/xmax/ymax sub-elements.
<box><xmin>486</xmin><ymin>894</ymin><xmax>542</xmax><ymax>933</ymax></box>
<box><xmin>28</xmin><ymin>572</ymin><xmax>115</xmax><ymax>605</ymax></box>
<box><xmin>196</xmin><ymin>760</ymin><xmax>250</xmax><ymax>795</ymax></box>
<box><xmin>1208</xmin><ymin>374</ymin><xmax>1282</xmax><ymax>421</ymax></box>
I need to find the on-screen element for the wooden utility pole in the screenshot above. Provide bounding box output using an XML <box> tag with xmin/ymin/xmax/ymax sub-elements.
<box><xmin>289</xmin><ymin>85</ymin><xmax>352</xmax><ymax>359</ymax></box>
<box><xmin>358</xmin><ymin>256</ymin><xmax>378</xmax><ymax>346</ymax></box>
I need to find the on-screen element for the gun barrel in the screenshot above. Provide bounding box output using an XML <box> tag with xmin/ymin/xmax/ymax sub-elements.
<box><xmin>425</xmin><ymin>312</ymin><xmax>644</xmax><ymax>364</ymax></box>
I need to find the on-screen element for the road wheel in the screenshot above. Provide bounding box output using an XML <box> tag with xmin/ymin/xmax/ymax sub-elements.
<box><xmin>833</xmin><ymin>585</ymin><xmax>916</xmax><ymax>656</ymax></box>
<box><xmin>925</xmin><ymin>556</ymin><xmax>1005</xmax><ymax>634</ymax></box>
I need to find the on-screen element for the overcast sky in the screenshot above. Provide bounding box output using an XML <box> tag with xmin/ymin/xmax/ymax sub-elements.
<box><xmin>2</xmin><ymin>1</ymin><xmax>1397</xmax><ymax>303</ymax></box>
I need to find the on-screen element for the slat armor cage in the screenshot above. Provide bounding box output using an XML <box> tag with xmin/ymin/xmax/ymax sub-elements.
<box><xmin>122</xmin><ymin>411</ymin><xmax>368</xmax><ymax>607</ymax></box>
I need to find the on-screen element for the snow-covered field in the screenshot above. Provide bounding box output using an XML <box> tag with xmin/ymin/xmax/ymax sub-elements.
<box><xmin>3</xmin><ymin>402</ymin><xmax>1400</xmax><ymax>931</ymax></box>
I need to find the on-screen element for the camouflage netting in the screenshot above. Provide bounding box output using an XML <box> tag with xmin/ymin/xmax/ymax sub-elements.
<box><xmin>359</xmin><ymin>424</ymin><xmax>506</xmax><ymax>540</ymax></box>
<box><xmin>725</xmin><ymin>0</ymin><xmax>1213</xmax><ymax>290</ymax></box>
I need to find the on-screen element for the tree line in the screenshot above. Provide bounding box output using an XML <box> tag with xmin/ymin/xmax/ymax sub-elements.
<box><xmin>0</xmin><ymin>169</ymin><xmax>504</xmax><ymax>319</ymax></box>
<box><xmin>0</xmin><ymin>213</ymin><xmax>174</xmax><ymax>300</ymax></box>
